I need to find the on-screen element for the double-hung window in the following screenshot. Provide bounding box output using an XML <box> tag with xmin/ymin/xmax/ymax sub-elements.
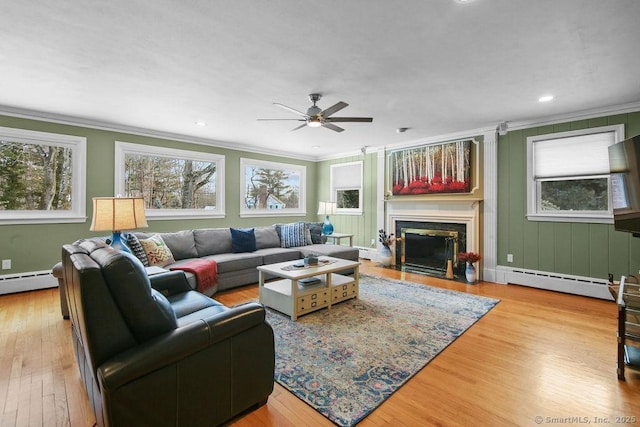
<box><xmin>331</xmin><ymin>161</ymin><xmax>363</xmax><ymax>215</ymax></box>
<box><xmin>526</xmin><ymin>124</ymin><xmax>624</xmax><ymax>222</ymax></box>
<box><xmin>0</xmin><ymin>126</ymin><xmax>86</xmax><ymax>224</ymax></box>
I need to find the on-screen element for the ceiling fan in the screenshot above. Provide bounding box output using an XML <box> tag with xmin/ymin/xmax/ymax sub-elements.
<box><xmin>257</xmin><ymin>93</ymin><xmax>373</xmax><ymax>132</ymax></box>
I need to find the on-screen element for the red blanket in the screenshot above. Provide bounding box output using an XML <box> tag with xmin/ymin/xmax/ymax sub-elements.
<box><xmin>170</xmin><ymin>259</ymin><xmax>218</xmax><ymax>294</ymax></box>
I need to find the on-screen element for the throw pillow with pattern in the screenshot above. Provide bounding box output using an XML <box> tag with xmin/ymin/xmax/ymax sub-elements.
<box><xmin>280</xmin><ymin>222</ymin><xmax>308</xmax><ymax>248</ymax></box>
<box><xmin>126</xmin><ymin>233</ymin><xmax>150</xmax><ymax>266</ymax></box>
<box><xmin>139</xmin><ymin>234</ymin><xmax>175</xmax><ymax>267</ymax></box>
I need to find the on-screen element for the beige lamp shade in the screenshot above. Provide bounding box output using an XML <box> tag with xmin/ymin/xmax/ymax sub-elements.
<box><xmin>90</xmin><ymin>197</ymin><xmax>148</xmax><ymax>232</ymax></box>
<box><xmin>317</xmin><ymin>201</ymin><xmax>337</xmax><ymax>216</ymax></box>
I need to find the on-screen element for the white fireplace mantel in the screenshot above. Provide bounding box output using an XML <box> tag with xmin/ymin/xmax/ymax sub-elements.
<box><xmin>386</xmin><ymin>199</ymin><xmax>481</xmax><ymax>258</ymax></box>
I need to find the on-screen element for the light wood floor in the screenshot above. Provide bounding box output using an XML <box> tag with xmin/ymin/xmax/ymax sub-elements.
<box><xmin>1</xmin><ymin>261</ymin><xmax>639</xmax><ymax>426</ymax></box>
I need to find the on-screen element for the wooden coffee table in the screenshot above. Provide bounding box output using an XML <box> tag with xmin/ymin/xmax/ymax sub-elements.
<box><xmin>258</xmin><ymin>256</ymin><xmax>360</xmax><ymax>320</ymax></box>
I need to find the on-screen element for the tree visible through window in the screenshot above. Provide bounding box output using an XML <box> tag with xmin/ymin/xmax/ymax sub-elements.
<box><xmin>0</xmin><ymin>141</ymin><xmax>73</xmax><ymax>210</ymax></box>
<box><xmin>0</xmin><ymin>126</ymin><xmax>86</xmax><ymax>224</ymax></box>
<box><xmin>124</xmin><ymin>155</ymin><xmax>216</xmax><ymax>209</ymax></box>
<box><xmin>240</xmin><ymin>158</ymin><xmax>305</xmax><ymax>216</ymax></box>
<box><xmin>115</xmin><ymin>142</ymin><xmax>225</xmax><ymax>218</ymax></box>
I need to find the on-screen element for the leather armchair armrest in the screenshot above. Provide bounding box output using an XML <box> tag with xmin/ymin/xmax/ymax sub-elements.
<box><xmin>204</xmin><ymin>302</ymin><xmax>267</xmax><ymax>343</ymax></box>
<box><xmin>97</xmin><ymin>302</ymin><xmax>269</xmax><ymax>391</ymax></box>
<box><xmin>149</xmin><ymin>270</ymin><xmax>192</xmax><ymax>295</ymax></box>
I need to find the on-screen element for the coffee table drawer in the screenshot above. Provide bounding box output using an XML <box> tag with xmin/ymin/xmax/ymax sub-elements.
<box><xmin>332</xmin><ymin>282</ymin><xmax>357</xmax><ymax>302</ymax></box>
<box><xmin>297</xmin><ymin>290</ymin><xmax>329</xmax><ymax>314</ymax></box>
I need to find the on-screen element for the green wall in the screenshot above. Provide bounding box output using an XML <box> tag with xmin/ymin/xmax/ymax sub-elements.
<box><xmin>497</xmin><ymin>111</ymin><xmax>640</xmax><ymax>280</ymax></box>
<box><xmin>0</xmin><ymin>115</ymin><xmax>317</xmax><ymax>274</ymax></box>
<box><xmin>317</xmin><ymin>152</ymin><xmax>378</xmax><ymax>249</ymax></box>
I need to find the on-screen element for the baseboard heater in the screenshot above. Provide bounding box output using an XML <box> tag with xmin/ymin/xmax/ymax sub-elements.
<box><xmin>498</xmin><ymin>266</ymin><xmax>612</xmax><ymax>300</ymax></box>
<box><xmin>355</xmin><ymin>246</ymin><xmax>375</xmax><ymax>260</ymax></box>
<box><xmin>0</xmin><ymin>270</ymin><xmax>57</xmax><ymax>295</ymax></box>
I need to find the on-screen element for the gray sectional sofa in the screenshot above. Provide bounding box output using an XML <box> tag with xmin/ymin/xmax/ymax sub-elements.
<box><xmin>131</xmin><ymin>223</ymin><xmax>359</xmax><ymax>295</ymax></box>
<box><xmin>54</xmin><ymin>222</ymin><xmax>360</xmax><ymax>318</ymax></box>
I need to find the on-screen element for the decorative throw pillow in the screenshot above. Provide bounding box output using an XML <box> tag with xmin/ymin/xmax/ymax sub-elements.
<box><xmin>230</xmin><ymin>227</ymin><xmax>257</xmax><ymax>253</ymax></box>
<box><xmin>280</xmin><ymin>222</ymin><xmax>308</xmax><ymax>248</ymax></box>
<box><xmin>126</xmin><ymin>233</ymin><xmax>149</xmax><ymax>267</ymax></box>
<box><xmin>139</xmin><ymin>234</ymin><xmax>176</xmax><ymax>267</ymax></box>
<box><xmin>306</xmin><ymin>222</ymin><xmax>325</xmax><ymax>244</ymax></box>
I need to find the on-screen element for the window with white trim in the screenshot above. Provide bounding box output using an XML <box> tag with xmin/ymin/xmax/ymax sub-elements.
<box><xmin>331</xmin><ymin>161</ymin><xmax>363</xmax><ymax>215</ymax></box>
<box><xmin>0</xmin><ymin>126</ymin><xmax>86</xmax><ymax>224</ymax></box>
<box><xmin>115</xmin><ymin>142</ymin><xmax>225</xmax><ymax>219</ymax></box>
<box><xmin>526</xmin><ymin>124</ymin><xmax>624</xmax><ymax>222</ymax></box>
<box><xmin>240</xmin><ymin>158</ymin><xmax>306</xmax><ymax>217</ymax></box>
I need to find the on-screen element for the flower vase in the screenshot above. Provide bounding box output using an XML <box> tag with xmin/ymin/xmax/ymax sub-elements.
<box><xmin>465</xmin><ymin>262</ymin><xmax>477</xmax><ymax>284</ymax></box>
<box><xmin>380</xmin><ymin>246</ymin><xmax>393</xmax><ymax>267</ymax></box>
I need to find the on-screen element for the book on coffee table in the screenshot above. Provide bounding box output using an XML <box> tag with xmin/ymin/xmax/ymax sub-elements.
<box><xmin>299</xmin><ymin>277</ymin><xmax>321</xmax><ymax>285</ymax></box>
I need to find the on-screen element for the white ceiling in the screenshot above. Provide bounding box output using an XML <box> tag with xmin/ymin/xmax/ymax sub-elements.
<box><xmin>1</xmin><ymin>0</ymin><xmax>639</xmax><ymax>160</ymax></box>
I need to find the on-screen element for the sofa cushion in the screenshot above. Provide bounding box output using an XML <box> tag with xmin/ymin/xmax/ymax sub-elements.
<box><xmin>193</xmin><ymin>228</ymin><xmax>232</xmax><ymax>256</ymax></box>
<box><xmin>139</xmin><ymin>234</ymin><xmax>176</xmax><ymax>267</ymax></box>
<box><xmin>166</xmin><ymin>290</ymin><xmax>225</xmax><ymax>319</ymax></box>
<box><xmin>231</xmin><ymin>227</ymin><xmax>257</xmax><ymax>253</ymax></box>
<box><xmin>256</xmin><ymin>247</ymin><xmax>301</xmax><ymax>265</ymax></box>
<box><xmin>280</xmin><ymin>222</ymin><xmax>308</xmax><ymax>248</ymax></box>
<box><xmin>201</xmin><ymin>253</ymin><xmax>263</xmax><ymax>274</ymax></box>
<box><xmin>160</xmin><ymin>230</ymin><xmax>199</xmax><ymax>260</ymax></box>
<box><xmin>96</xmin><ymin>249</ymin><xmax>178</xmax><ymax>342</ymax></box>
<box><xmin>299</xmin><ymin>244</ymin><xmax>359</xmax><ymax>261</ymax></box>
<box><xmin>254</xmin><ymin>225</ymin><xmax>281</xmax><ymax>249</ymax></box>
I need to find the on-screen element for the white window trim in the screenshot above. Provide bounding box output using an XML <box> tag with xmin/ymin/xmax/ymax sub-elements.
<box><xmin>526</xmin><ymin>124</ymin><xmax>624</xmax><ymax>223</ymax></box>
<box><xmin>0</xmin><ymin>126</ymin><xmax>86</xmax><ymax>225</ymax></box>
<box><xmin>331</xmin><ymin>161</ymin><xmax>363</xmax><ymax>215</ymax></box>
<box><xmin>115</xmin><ymin>141</ymin><xmax>225</xmax><ymax>220</ymax></box>
<box><xmin>240</xmin><ymin>157</ymin><xmax>306</xmax><ymax>218</ymax></box>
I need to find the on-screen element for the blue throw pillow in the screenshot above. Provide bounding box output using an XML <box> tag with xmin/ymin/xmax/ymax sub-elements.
<box><xmin>280</xmin><ymin>222</ymin><xmax>308</xmax><ymax>248</ymax></box>
<box><xmin>230</xmin><ymin>227</ymin><xmax>257</xmax><ymax>253</ymax></box>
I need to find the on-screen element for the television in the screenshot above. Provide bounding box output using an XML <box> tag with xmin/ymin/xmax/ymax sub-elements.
<box><xmin>609</xmin><ymin>135</ymin><xmax>640</xmax><ymax>236</ymax></box>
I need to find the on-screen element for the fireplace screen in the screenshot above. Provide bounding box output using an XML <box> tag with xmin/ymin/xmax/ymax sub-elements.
<box><xmin>401</xmin><ymin>228</ymin><xmax>459</xmax><ymax>274</ymax></box>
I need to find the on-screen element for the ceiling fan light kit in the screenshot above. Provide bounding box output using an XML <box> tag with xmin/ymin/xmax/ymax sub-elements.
<box><xmin>257</xmin><ymin>93</ymin><xmax>373</xmax><ymax>132</ymax></box>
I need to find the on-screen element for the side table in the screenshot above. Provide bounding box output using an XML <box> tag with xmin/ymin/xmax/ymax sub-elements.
<box><xmin>323</xmin><ymin>232</ymin><xmax>353</xmax><ymax>247</ymax></box>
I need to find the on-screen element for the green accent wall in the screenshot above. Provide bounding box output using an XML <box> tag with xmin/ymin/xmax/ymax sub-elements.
<box><xmin>497</xmin><ymin>111</ymin><xmax>640</xmax><ymax>280</ymax></box>
<box><xmin>317</xmin><ymin>152</ymin><xmax>378</xmax><ymax>249</ymax></box>
<box><xmin>0</xmin><ymin>114</ymin><xmax>317</xmax><ymax>274</ymax></box>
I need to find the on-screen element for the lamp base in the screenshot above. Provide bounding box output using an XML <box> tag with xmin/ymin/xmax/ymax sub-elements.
<box><xmin>322</xmin><ymin>216</ymin><xmax>334</xmax><ymax>235</ymax></box>
<box><xmin>110</xmin><ymin>231</ymin><xmax>131</xmax><ymax>253</ymax></box>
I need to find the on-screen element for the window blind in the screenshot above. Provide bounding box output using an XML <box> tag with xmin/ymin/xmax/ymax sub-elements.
<box><xmin>534</xmin><ymin>131</ymin><xmax>616</xmax><ymax>179</ymax></box>
<box><xmin>331</xmin><ymin>162</ymin><xmax>362</xmax><ymax>188</ymax></box>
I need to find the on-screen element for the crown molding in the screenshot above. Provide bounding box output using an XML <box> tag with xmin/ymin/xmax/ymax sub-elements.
<box><xmin>0</xmin><ymin>105</ymin><xmax>319</xmax><ymax>162</ymax></box>
<box><xmin>504</xmin><ymin>101</ymin><xmax>640</xmax><ymax>133</ymax></box>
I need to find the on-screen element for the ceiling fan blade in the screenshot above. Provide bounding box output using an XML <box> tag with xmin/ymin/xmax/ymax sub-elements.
<box><xmin>325</xmin><ymin>117</ymin><xmax>373</xmax><ymax>123</ymax></box>
<box><xmin>274</xmin><ymin>103</ymin><xmax>309</xmax><ymax>118</ymax></box>
<box><xmin>256</xmin><ymin>118</ymin><xmax>306</xmax><ymax>121</ymax></box>
<box><xmin>322</xmin><ymin>122</ymin><xmax>344</xmax><ymax>132</ymax></box>
<box><xmin>291</xmin><ymin>123</ymin><xmax>308</xmax><ymax>131</ymax></box>
<box><xmin>320</xmin><ymin>101</ymin><xmax>348</xmax><ymax>118</ymax></box>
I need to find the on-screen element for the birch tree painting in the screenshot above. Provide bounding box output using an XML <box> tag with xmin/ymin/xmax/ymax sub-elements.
<box><xmin>388</xmin><ymin>139</ymin><xmax>472</xmax><ymax>195</ymax></box>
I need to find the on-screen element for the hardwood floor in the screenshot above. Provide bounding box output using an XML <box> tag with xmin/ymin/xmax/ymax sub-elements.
<box><xmin>1</xmin><ymin>261</ymin><xmax>639</xmax><ymax>426</ymax></box>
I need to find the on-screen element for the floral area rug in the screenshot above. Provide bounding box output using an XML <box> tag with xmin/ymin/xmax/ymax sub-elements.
<box><xmin>265</xmin><ymin>274</ymin><xmax>499</xmax><ymax>426</ymax></box>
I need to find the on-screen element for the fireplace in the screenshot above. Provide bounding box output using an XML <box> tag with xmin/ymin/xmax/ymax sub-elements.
<box><xmin>395</xmin><ymin>220</ymin><xmax>467</xmax><ymax>278</ymax></box>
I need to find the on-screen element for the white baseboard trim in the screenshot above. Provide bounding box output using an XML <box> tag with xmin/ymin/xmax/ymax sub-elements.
<box><xmin>496</xmin><ymin>265</ymin><xmax>612</xmax><ymax>300</ymax></box>
<box><xmin>355</xmin><ymin>246</ymin><xmax>376</xmax><ymax>260</ymax></box>
<box><xmin>0</xmin><ymin>270</ymin><xmax>58</xmax><ymax>295</ymax></box>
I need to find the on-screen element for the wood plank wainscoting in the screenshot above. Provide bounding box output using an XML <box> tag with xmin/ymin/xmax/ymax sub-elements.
<box><xmin>1</xmin><ymin>261</ymin><xmax>638</xmax><ymax>426</ymax></box>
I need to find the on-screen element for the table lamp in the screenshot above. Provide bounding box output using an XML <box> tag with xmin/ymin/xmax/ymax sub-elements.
<box><xmin>90</xmin><ymin>196</ymin><xmax>148</xmax><ymax>253</ymax></box>
<box><xmin>318</xmin><ymin>201</ymin><xmax>337</xmax><ymax>235</ymax></box>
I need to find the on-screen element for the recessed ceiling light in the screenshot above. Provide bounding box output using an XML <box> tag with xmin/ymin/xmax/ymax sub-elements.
<box><xmin>195</xmin><ymin>121</ymin><xmax>207</xmax><ymax>126</ymax></box>
<box><xmin>311</xmin><ymin>145</ymin><xmax>321</xmax><ymax>149</ymax></box>
<box><xmin>538</xmin><ymin>95</ymin><xmax>554</xmax><ymax>103</ymax></box>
